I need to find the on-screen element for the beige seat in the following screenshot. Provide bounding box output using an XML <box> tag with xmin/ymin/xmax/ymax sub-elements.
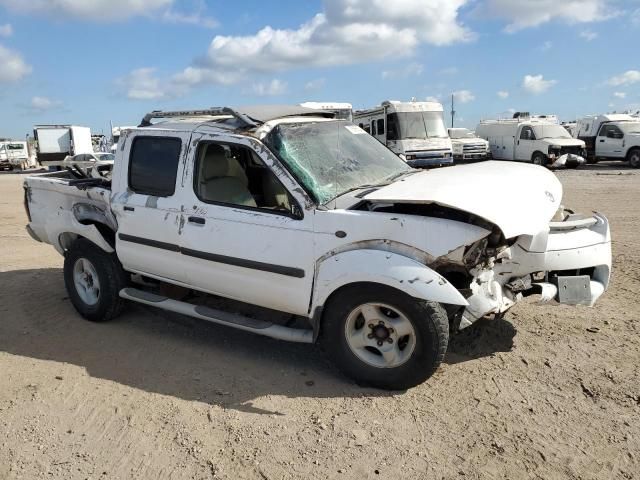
<box><xmin>262</xmin><ymin>173</ymin><xmax>290</xmax><ymax>210</ymax></box>
<box><xmin>199</xmin><ymin>145</ymin><xmax>256</xmax><ymax>207</ymax></box>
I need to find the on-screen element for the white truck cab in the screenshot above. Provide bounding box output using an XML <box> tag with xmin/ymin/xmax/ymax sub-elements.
<box><xmin>447</xmin><ymin>128</ymin><xmax>490</xmax><ymax>163</ymax></box>
<box><xmin>476</xmin><ymin>113</ymin><xmax>586</xmax><ymax>167</ymax></box>
<box><xmin>23</xmin><ymin>106</ymin><xmax>611</xmax><ymax>390</ymax></box>
<box><xmin>0</xmin><ymin>141</ymin><xmax>31</xmax><ymax>171</ymax></box>
<box><xmin>574</xmin><ymin>114</ymin><xmax>640</xmax><ymax>168</ymax></box>
<box><xmin>354</xmin><ymin>100</ymin><xmax>453</xmax><ymax>168</ymax></box>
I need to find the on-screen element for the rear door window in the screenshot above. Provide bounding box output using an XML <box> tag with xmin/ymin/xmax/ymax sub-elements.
<box><xmin>129</xmin><ymin>136</ymin><xmax>182</xmax><ymax>196</ymax></box>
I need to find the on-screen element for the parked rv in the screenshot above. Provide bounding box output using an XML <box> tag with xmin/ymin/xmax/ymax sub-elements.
<box><xmin>476</xmin><ymin>114</ymin><xmax>586</xmax><ymax>167</ymax></box>
<box><xmin>33</xmin><ymin>125</ymin><xmax>93</xmax><ymax>167</ymax></box>
<box><xmin>574</xmin><ymin>114</ymin><xmax>640</xmax><ymax>168</ymax></box>
<box><xmin>0</xmin><ymin>141</ymin><xmax>33</xmax><ymax>171</ymax></box>
<box><xmin>354</xmin><ymin>100</ymin><xmax>453</xmax><ymax>168</ymax></box>
<box><xmin>299</xmin><ymin>102</ymin><xmax>353</xmax><ymax>122</ymax></box>
<box><xmin>447</xmin><ymin>128</ymin><xmax>490</xmax><ymax>163</ymax></box>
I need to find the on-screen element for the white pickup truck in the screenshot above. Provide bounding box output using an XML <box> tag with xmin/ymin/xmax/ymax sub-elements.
<box><xmin>23</xmin><ymin>106</ymin><xmax>612</xmax><ymax>390</ymax></box>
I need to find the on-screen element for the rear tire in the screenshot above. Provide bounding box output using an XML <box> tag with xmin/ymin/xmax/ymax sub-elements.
<box><xmin>628</xmin><ymin>148</ymin><xmax>640</xmax><ymax>169</ymax></box>
<box><xmin>321</xmin><ymin>284</ymin><xmax>449</xmax><ymax>390</ymax></box>
<box><xmin>63</xmin><ymin>238</ymin><xmax>128</xmax><ymax>322</ymax></box>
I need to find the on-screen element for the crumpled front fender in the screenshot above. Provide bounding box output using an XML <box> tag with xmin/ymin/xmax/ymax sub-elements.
<box><xmin>312</xmin><ymin>249</ymin><xmax>468</xmax><ymax>311</ymax></box>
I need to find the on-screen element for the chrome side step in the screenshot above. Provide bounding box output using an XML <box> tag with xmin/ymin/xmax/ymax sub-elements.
<box><xmin>119</xmin><ymin>287</ymin><xmax>313</xmax><ymax>344</ymax></box>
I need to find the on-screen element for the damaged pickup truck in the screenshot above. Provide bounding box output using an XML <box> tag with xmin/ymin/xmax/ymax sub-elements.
<box><xmin>23</xmin><ymin>106</ymin><xmax>612</xmax><ymax>390</ymax></box>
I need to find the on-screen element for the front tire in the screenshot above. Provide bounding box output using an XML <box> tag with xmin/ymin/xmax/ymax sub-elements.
<box><xmin>532</xmin><ymin>152</ymin><xmax>547</xmax><ymax>166</ymax></box>
<box><xmin>628</xmin><ymin>148</ymin><xmax>640</xmax><ymax>169</ymax></box>
<box><xmin>63</xmin><ymin>238</ymin><xmax>128</xmax><ymax>322</ymax></box>
<box><xmin>321</xmin><ymin>284</ymin><xmax>449</xmax><ymax>390</ymax></box>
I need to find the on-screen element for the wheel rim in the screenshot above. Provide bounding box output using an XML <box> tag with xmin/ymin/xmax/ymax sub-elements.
<box><xmin>533</xmin><ymin>155</ymin><xmax>543</xmax><ymax>165</ymax></box>
<box><xmin>73</xmin><ymin>258</ymin><xmax>101</xmax><ymax>306</ymax></box>
<box><xmin>630</xmin><ymin>152</ymin><xmax>640</xmax><ymax>168</ymax></box>
<box><xmin>344</xmin><ymin>302</ymin><xmax>416</xmax><ymax>369</ymax></box>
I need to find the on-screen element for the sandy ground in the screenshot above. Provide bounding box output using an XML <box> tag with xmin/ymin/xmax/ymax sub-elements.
<box><xmin>0</xmin><ymin>164</ymin><xmax>638</xmax><ymax>480</ymax></box>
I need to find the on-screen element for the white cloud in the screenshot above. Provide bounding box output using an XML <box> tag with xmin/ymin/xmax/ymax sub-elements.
<box><xmin>30</xmin><ymin>96</ymin><xmax>63</xmax><ymax>111</ymax></box>
<box><xmin>0</xmin><ymin>44</ymin><xmax>32</xmax><ymax>82</ymax></box>
<box><xmin>607</xmin><ymin>70</ymin><xmax>640</xmax><ymax>86</ymax></box>
<box><xmin>0</xmin><ymin>23</ymin><xmax>12</xmax><ymax>37</ymax></box>
<box><xmin>632</xmin><ymin>8</ymin><xmax>640</xmax><ymax>26</ymax></box>
<box><xmin>117</xmin><ymin>67</ymin><xmax>169</xmax><ymax>100</ymax></box>
<box><xmin>497</xmin><ymin>90</ymin><xmax>509</xmax><ymax>99</ymax></box>
<box><xmin>426</xmin><ymin>95</ymin><xmax>441</xmax><ymax>103</ymax></box>
<box><xmin>382</xmin><ymin>62</ymin><xmax>423</xmax><ymax>80</ymax></box>
<box><xmin>481</xmin><ymin>0</ymin><xmax>617</xmax><ymax>33</ymax></box>
<box><xmin>304</xmin><ymin>78</ymin><xmax>326</xmax><ymax>91</ymax></box>
<box><xmin>579</xmin><ymin>30</ymin><xmax>598</xmax><ymax>41</ymax></box>
<box><xmin>0</xmin><ymin>0</ymin><xmax>173</xmax><ymax>21</ymax></box>
<box><xmin>452</xmin><ymin>89</ymin><xmax>475</xmax><ymax>103</ymax></box>
<box><xmin>540</xmin><ymin>40</ymin><xmax>553</xmax><ymax>51</ymax></box>
<box><xmin>160</xmin><ymin>1</ymin><xmax>217</xmax><ymax>28</ymax></box>
<box><xmin>613</xmin><ymin>92</ymin><xmax>626</xmax><ymax>99</ymax></box>
<box><xmin>251</xmin><ymin>79</ymin><xmax>288</xmax><ymax>97</ymax></box>
<box><xmin>164</xmin><ymin>0</ymin><xmax>473</xmax><ymax>91</ymax></box>
<box><xmin>522</xmin><ymin>74</ymin><xmax>557</xmax><ymax>94</ymax></box>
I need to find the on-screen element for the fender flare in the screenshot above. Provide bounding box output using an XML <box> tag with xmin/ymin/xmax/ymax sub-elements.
<box><xmin>311</xmin><ymin>249</ymin><xmax>469</xmax><ymax>312</ymax></box>
<box><xmin>43</xmin><ymin>209</ymin><xmax>114</xmax><ymax>255</ymax></box>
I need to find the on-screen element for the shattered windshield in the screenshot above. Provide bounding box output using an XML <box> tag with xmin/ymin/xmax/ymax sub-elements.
<box><xmin>387</xmin><ymin>112</ymin><xmax>448</xmax><ymax>140</ymax></box>
<box><xmin>532</xmin><ymin>125</ymin><xmax>572</xmax><ymax>139</ymax></box>
<box><xmin>265</xmin><ymin>121</ymin><xmax>411</xmax><ymax>205</ymax></box>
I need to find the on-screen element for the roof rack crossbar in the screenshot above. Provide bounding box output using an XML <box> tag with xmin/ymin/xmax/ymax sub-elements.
<box><xmin>138</xmin><ymin>107</ymin><xmax>257</xmax><ymax>128</ymax></box>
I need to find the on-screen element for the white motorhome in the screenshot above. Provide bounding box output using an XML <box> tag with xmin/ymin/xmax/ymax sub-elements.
<box><xmin>354</xmin><ymin>101</ymin><xmax>453</xmax><ymax>168</ymax></box>
<box><xmin>476</xmin><ymin>115</ymin><xmax>586</xmax><ymax>167</ymax></box>
<box><xmin>447</xmin><ymin>128</ymin><xmax>490</xmax><ymax>163</ymax></box>
<box><xmin>33</xmin><ymin>125</ymin><xmax>93</xmax><ymax>166</ymax></box>
<box><xmin>299</xmin><ymin>102</ymin><xmax>353</xmax><ymax>122</ymax></box>
<box><xmin>574</xmin><ymin>114</ymin><xmax>640</xmax><ymax>168</ymax></box>
<box><xmin>0</xmin><ymin>141</ymin><xmax>33</xmax><ymax>171</ymax></box>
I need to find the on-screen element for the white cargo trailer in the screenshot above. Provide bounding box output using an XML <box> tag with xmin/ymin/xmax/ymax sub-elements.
<box><xmin>33</xmin><ymin>125</ymin><xmax>93</xmax><ymax>165</ymax></box>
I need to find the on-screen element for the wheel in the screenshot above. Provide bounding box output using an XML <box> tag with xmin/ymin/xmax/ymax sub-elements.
<box><xmin>63</xmin><ymin>238</ymin><xmax>128</xmax><ymax>322</ymax></box>
<box><xmin>321</xmin><ymin>284</ymin><xmax>449</xmax><ymax>390</ymax></box>
<box><xmin>628</xmin><ymin>148</ymin><xmax>640</xmax><ymax>169</ymax></box>
<box><xmin>532</xmin><ymin>152</ymin><xmax>547</xmax><ymax>166</ymax></box>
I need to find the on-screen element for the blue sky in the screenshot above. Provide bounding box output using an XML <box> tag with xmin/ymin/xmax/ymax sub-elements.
<box><xmin>0</xmin><ymin>0</ymin><xmax>639</xmax><ymax>139</ymax></box>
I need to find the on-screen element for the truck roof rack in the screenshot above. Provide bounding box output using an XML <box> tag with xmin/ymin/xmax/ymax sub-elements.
<box><xmin>139</xmin><ymin>107</ymin><xmax>256</xmax><ymax>128</ymax></box>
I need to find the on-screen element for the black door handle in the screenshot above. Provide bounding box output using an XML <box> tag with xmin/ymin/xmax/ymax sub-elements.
<box><xmin>599</xmin><ymin>139</ymin><xmax>605</xmax><ymax>142</ymax></box>
<box><xmin>124</xmin><ymin>206</ymin><xmax>135</xmax><ymax>212</ymax></box>
<box><xmin>188</xmin><ymin>216</ymin><xmax>205</xmax><ymax>225</ymax></box>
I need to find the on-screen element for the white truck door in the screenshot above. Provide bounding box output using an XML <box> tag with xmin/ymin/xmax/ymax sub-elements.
<box><xmin>597</xmin><ymin>124</ymin><xmax>625</xmax><ymax>158</ymax></box>
<box><xmin>178</xmin><ymin>134</ymin><xmax>316</xmax><ymax>316</ymax></box>
<box><xmin>112</xmin><ymin>131</ymin><xmax>191</xmax><ymax>285</ymax></box>
<box><xmin>515</xmin><ymin>126</ymin><xmax>535</xmax><ymax>161</ymax></box>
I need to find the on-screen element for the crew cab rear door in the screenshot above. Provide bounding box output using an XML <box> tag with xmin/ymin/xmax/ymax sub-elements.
<box><xmin>177</xmin><ymin>132</ymin><xmax>316</xmax><ymax>316</ymax></box>
<box><xmin>111</xmin><ymin>130</ymin><xmax>192</xmax><ymax>284</ymax></box>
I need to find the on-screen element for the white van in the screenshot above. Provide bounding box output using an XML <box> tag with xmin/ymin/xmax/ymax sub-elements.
<box><xmin>354</xmin><ymin>100</ymin><xmax>453</xmax><ymax>168</ymax></box>
<box><xmin>476</xmin><ymin>115</ymin><xmax>586</xmax><ymax>167</ymax></box>
<box><xmin>299</xmin><ymin>102</ymin><xmax>353</xmax><ymax>122</ymax></box>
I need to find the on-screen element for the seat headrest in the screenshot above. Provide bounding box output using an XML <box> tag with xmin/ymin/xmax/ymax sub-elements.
<box><xmin>201</xmin><ymin>145</ymin><xmax>229</xmax><ymax>180</ymax></box>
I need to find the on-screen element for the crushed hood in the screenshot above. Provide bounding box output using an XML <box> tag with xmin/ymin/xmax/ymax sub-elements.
<box><xmin>365</xmin><ymin>161</ymin><xmax>562</xmax><ymax>238</ymax></box>
<box><xmin>543</xmin><ymin>138</ymin><xmax>585</xmax><ymax>147</ymax></box>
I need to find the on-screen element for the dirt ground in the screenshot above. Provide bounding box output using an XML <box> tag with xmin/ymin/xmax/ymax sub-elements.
<box><xmin>1</xmin><ymin>164</ymin><xmax>638</xmax><ymax>480</ymax></box>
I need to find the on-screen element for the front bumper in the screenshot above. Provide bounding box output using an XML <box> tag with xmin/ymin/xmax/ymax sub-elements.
<box><xmin>459</xmin><ymin>212</ymin><xmax>612</xmax><ymax>329</ymax></box>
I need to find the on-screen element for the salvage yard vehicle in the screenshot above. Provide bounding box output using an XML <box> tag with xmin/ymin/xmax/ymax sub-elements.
<box><xmin>0</xmin><ymin>141</ymin><xmax>32</xmax><ymax>171</ymax></box>
<box><xmin>476</xmin><ymin>114</ymin><xmax>587</xmax><ymax>168</ymax></box>
<box><xmin>299</xmin><ymin>102</ymin><xmax>353</xmax><ymax>122</ymax></box>
<box><xmin>33</xmin><ymin>125</ymin><xmax>93</xmax><ymax>168</ymax></box>
<box><xmin>23</xmin><ymin>106</ymin><xmax>612</xmax><ymax>390</ymax></box>
<box><xmin>447</xmin><ymin>128</ymin><xmax>490</xmax><ymax>163</ymax></box>
<box><xmin>574</xmin><ymin>114</ymin><xmax>640</xmax><ymax>167</ymax></box>
<box><xmin>354</xmin><ymin>100</ymin><xmax>453</xmax><ymax>168</ymax></box>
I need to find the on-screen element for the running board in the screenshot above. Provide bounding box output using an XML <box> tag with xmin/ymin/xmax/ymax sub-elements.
<box><xmin>119</xmin><ymin>287</ymin><xmax>313</xmax><ymax>343</ymax></box>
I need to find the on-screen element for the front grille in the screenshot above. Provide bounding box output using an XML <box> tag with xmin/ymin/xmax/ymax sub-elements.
<box><xmin>462</xmin><ymin>143</ymin><xmax>487</xmax><ymax>154</ymax></box>
<box><xmin>558</xmin><ymin>146</ymin><xmax>583</xmax><ymax>156</ymax></box>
